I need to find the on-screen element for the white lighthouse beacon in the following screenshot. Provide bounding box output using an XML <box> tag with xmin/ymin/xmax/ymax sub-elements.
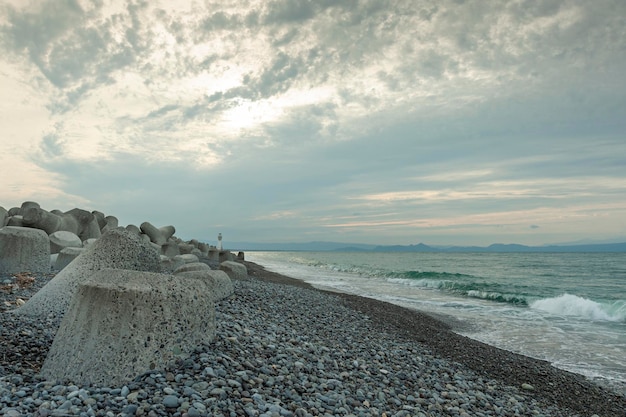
<box><xmin>217</xmin><ymin>233</ymin><xmax>223</xmax><ymax>250</ymax></box>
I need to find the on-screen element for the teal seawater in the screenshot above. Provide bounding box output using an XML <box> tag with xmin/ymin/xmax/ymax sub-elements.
<box><xmin>246</xmin><ymin>251</ymin><xmax>626</xmax><ymax>394</ymax></box>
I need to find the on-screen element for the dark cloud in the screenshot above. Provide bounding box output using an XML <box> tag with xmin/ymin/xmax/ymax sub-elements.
<box><xmin>2</xmin><ymin>0</ymin><xmax>626</xmax><ymax>244</ymax></box>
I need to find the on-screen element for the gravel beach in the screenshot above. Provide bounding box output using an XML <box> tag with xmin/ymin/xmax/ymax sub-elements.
<box><xmin>2</xmin><ymin>262</ymin><xmax>625</xmax><ymax>417</ymax></box>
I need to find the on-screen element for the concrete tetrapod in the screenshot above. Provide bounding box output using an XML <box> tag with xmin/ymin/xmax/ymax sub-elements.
<box><xmin>220</xmin><ymin>260</ymin><xmax>248</xmax><ymax>281</ymax></box>
<box><xmin>16</xmin><ymin>228</ymin><xmax>161</xmax><ymax>319</ymax></box>
<box><xmin>175</xmin><ymin>269</ymin><xmax>234</xmax><ymax>301</ymax></box>
<box><xmin>41</xmin><ymin>268</ymin><xmax>216</xmax><ymax>386</ymax></box>
<box><xmin>0</xmin><ymin>226</ymin><xmax>50</xmax><ymax>274</ymax></box>
<box><xmin>49</xmin><ymin>230</ymin><xmax>82</xmax><ymax>254</ymax></box>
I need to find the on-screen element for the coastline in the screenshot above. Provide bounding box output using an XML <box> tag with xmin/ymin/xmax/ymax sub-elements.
<box><xmin>242</xmin><ymin>260</ymin><xmax>626</xmax><ymax>416</ymax></box>
<box><xmin>2</xmin><ymin>263</ymin><xmax>626</xmax><ymax>416</ymax></box>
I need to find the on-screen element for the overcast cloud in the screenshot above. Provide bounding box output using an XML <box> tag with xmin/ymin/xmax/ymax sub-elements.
<box><xmin>1</xmin><ymin>0</ymin><xmax>625</xmax><ymax>246</ymax></box>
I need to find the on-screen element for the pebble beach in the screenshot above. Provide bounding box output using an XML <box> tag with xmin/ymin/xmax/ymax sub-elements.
<box><xmin>1</xmin><ymin>261</ymin><xmax>626</xmax><ymax>417</ymax></box>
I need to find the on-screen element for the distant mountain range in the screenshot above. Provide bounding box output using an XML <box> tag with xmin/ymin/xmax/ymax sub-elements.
<box><xmin>225</xmin><ymin>240</ymin><xmax>626</xmax><ymax>253</ymax></box>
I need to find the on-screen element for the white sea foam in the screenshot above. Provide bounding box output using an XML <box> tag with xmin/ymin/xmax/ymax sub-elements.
<box><xmin>530</xmin><ymin>294</ymin><xmax>626</xmax><ymax>322</ymax></box>
<box><xmin>247</xmin><ymin>251</ymin><xmax>626</xmax><ymax>394</ymax></box>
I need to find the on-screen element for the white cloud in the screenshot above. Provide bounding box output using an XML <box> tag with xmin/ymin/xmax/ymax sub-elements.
<box><xmin>0</xmin><ymin>0</ymin><xmax>625</xmax><ymax>245</ymax></box>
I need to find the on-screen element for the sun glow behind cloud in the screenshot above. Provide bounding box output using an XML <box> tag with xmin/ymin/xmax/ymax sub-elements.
<box><xmin>1</xmin><ymin>0</ymin><xmax>625</xmax><ymax>245</ymax></box>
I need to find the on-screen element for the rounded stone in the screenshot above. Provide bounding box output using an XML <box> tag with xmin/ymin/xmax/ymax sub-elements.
<box><xmin>163</xmin><ymin>395</ymin><xmax>180</xmax><ymax>408</ymax></box>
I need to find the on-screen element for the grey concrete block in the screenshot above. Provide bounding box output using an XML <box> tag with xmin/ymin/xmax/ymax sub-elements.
<box><xmin>176</xmin><ymin>269</ymin><xmax>234</xmax><ymax>301</ymax></box>
<box><xmin>176</xmin><ymin>254</ymin><xmax>199</xmax><ymax>264</ymax></box>
<box><xmin>6</xmin><ymin>214</ymin><xmax>24</xmax><ymax>227</ymax></box>
<box><xmin>219</xmin><ymin>261</ymin><xmax>248</xmax><ymax>281</ymax></box>
<box><xmin>41</xmin><ymin>268</ymin><xmax>216</xmax><ymax>386</ymax></box>
<box><xmin>0</xmin><ymin>226</ymin><xmax>50</xmax><ymax>273</ymax></box>
<box><xmin>219</xmin><ymin>251</ymin><xmax>234</xmax><ymax>263</ymax></box>
<box><xmin>125</xmin><ymin>224</ymin><xmax>141</xmax><ymax>235</ymax></box>
<box><xmin>92</xmin><ymin>210</ymin><xmax>106</xmax><ymax>230</ymax></box>
<box><xmin>64</xmin><ymin>208</ymin><xmax>102</xmax><ymax>241</ymax></box>
<box><xmin>16</xmin><ymin>228</ymin><xmax>162</xmax><ymax>319</ymax></box>
<box><xmin>49</xmin><ymin>230</ymin><xmax>82</xmax><ymax>254</ymax></box>
<box><xmin>101</xmin><ymin>215</ymin><xmax>119</xmax><ymax>233</ymax></box>
<box><xmin>0</xmin><ymin>206</ymin><xmax>8</xmax><ymax>227</ymax></box>
<box><xmin>173</xmin><ymin>262</ymin><xmax>210</xmax><ymax>274</ymax></box>
<box><xmin>20</xmin><ymin>201</ymin><xmax>40</xmax><ymax>212</ymax></box>
<box><xmin>160</xmin><ymin>255</ymin><xmax>185</xmax><ymax>273</ymax></box>
<box><xmin>140</xmin><ymin>221</ymin><xmax>166</xmax><ymax>245</ymax></box>
<box><xmin>161</xmin><ymin>241</ymin><xmax>180</xmax><ymax>257</ymax></box>
<box><xmin>159</xmin><ymin>225</ymin><xmax>175</xmax><ymax>241</ymax></box>
<box><xmin>207</xmin><ymin>248</ymin><xmax>219</xmax><ymax>262</ymax></box>
<box><xmin>178</xmin><ymin>243</ymin><xmax>195</xmax><ymax>254</ymax></box>
<box><xmin>22</xmin><ymin>207</ymin><xmax>64</xmax><ymax>234</ymax></box>
<box><xmin>55</xmin><ymin>247</ymin><xmax>85</xmax><ymax>270</ymax></box>
<box><xmin>6</xmin><ymin>215</ymin><xmax>23</xmax><ymax>227</ymax></box>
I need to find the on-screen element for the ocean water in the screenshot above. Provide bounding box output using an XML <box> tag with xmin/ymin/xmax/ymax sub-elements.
<box><xmin>245</xmin><ymin>251</ymin><xmax>626</xmax><ymax>395</ymax></box>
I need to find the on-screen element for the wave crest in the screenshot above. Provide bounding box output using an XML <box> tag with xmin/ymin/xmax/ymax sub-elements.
<box><xmin>530</xmin><ymin>294</ymin><xmax>626</xmax><ymax>322</ymax></box>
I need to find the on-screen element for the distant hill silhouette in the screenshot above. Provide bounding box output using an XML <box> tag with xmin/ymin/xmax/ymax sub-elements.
<box><xmin>226</xmin><ymin>240</ymin><xmax>626</xmax><ymax>253</ymax></box>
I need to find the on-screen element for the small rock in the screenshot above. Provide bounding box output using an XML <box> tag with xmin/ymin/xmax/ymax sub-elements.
<box><xmin>163</xmin><ymin>395</ymin><xmax>179</xmax><ymax>408</ymax></box>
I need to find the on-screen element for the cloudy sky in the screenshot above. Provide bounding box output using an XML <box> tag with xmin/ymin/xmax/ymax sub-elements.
<box><xmin>1</xmin><ymin>0</ymin><xmax>625</xmax><ymax>247</ymax></box>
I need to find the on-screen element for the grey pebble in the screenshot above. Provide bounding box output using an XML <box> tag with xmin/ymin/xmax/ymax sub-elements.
<box><xmin>0</xmin><ymin>278</ymin><xmax>602</xmax><ymax>417</ymax></box>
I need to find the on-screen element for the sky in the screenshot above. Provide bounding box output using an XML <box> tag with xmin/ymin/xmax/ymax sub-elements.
<box><xmin>1</xmin><ymin>0</ymin><xmax>625</xmax><ymax>247</ymax></box>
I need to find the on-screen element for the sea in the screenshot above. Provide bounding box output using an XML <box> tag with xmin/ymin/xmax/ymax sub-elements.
<box><xmin>245</xmin><ymin>251</ymin><xmax>626</xmax><ymax>395</ymax></box>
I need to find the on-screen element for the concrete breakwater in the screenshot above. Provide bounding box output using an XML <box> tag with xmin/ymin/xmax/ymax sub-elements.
<box><xmin>0</xmin><ymin>200</ymin><xmax>246</xmax><ymax>386</ymax></box>
<box><xmin>0</xmin><ymin>200</ymin><xmax>240</xmax><ymax>275</ymax></box>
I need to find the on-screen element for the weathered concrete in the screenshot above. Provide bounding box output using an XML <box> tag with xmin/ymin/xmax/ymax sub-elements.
<box><xmin>82</xmin><ymin>238</ymin><xmax>98</xmax><ymax>248</ymax></box>
<box><xmin>176</xmin><ymin>254</ymin><xmax>199</xmax><ymax>264</ymax></box>
<box><xmin>20</xmin><ymin>201</ymin><xmax>40</xmax><ymax>212</ymax></box>
<box><xmin>176</xmin><ymin>269</ymin><xmax>234</xmax><ymax>301</ymax></box>
<box><xmin>173</xmin><ymin>262</ymin><xmax>210</xmax><ymax>274</ymax></box>
<box><xmin>22</xmin><ymin>207</ymin><xmax>62</xmax><ymax>234</ymax></box>
<box><xmin>41</xmin><ymin>268</ymin><xmax>216</xmax><ymax>386</ymax></box>
<box><xmin>159</xmin><ymin>225</ymin><xmax>175</xmax><ymax>241</ymax></box>
<box><xmin>140</xmin><ymin>221</ymin><xmax>166</xmax><ymax>245</ymax></box>
<box><xmin>16</xmin><ymin>228</ymin><xmax>162</xmax><ymax>319</ymax></box>
<box><xmin>92</xmin><ymin>210</ymin><xmax>106</xmax><ymax>230</ymax></box>
<box><xmin>219</xmin><ymin>250</ymin><xmax>234</xmax><ymax>263</ymax></box>
<box><xmin>219</xmin><ymin>260</ymin><xmax>248</xmax><ymax>281</ymax></box>
<box><xmin>7</xmin><ymin>215</ymin><xmax>24</xmax><ymax>227</ymax></box>
<box><xmin>54</xmin><ymin>247</ymin><xmax>85</xmax><ymax>270</ymax></box>
<box><xmin>125</xmin><ymin>224</ymin><xmax>141</xmax><ymax>235</ymax></box>
<box><xmin>49</xmin><ymin>230</ymin><xmax>82</xmax><ymax>254</ymax></box>
<box><xmin>0</xmin><ymin>206</ymin><xmax>8</xmax><ymax>227</ymax></box>
<box><xmin>161</xmin><ymin>241</ymin><xmax>180</xmax><ymax>257</ymax></box>
<box><xmin>178</xmin><ymin>243</ymin><xmax>195</xmax><ymax>254</ymax></box>
<box><xmin>65</xmin><ymin>208</ymin><xmax>102</xmax><ymax>241</ymax></box>
<box><xmin>160</xmin><ymin>255</ymin><xmax>185</xmax><ymax>273</ymax></box>
<box><xmin>101</xmin><ymin>215</ymin><xmax>119</xmax><ymax>233</ymax></box>
<box><xmin>22</xmin><ymin>207</ymin><xmax>101</xmax><ymax>240</ymax></box>
<box><xmin>197</xmin><ymin>242</ymin><xmax>209</xmax><ymax>256</ymax></box>
<box><xmin>207</xmin><ymin>248</ymin><xmax>219</xmax><ymax>262</ymax></box>
<box><xmin>0</xmin><ymin>226</ymin><xmax>50</xmax><ymax>273</ymax></box>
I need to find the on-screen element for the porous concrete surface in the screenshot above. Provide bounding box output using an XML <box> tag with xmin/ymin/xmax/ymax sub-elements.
<box><xmin>16</xmin><ymin>228</ymin><xmax>161</xmax><ymax>319</ymax></box>
<box><xmin>40</xmin><ymin>268</ymin><xmax>216</xmax><ymax>386</ymax></box>
<box><xmin>220</xmin><ymin>260</ymin><xmax>248</xmax><ymax>281</ymax></box>
<box><xmin>49</xmin><ymin>230</ymin><xmax>82</xmax><ymax>254</ymax></box>
<box><xmin>54</xmin><ymin>247</ymin><xmax>85</xmax><ymax>270</ymax></box>
<box><xmin>174</xmin><ymin>262</ymin><xmax>211</xmax><ymax>274</ymax></box>
<box><xmin>176</xmin><ymin>269</ymin><xmax>234</xmax><ymax>301</ymax></box>
<box><xmin>0</xmin><ymin>226</ymin><xmax>50</xmax><ymax>273</ymax></box>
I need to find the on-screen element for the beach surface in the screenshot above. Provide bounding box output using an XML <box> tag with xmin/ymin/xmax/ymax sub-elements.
<box><xmin>241</xmin><ymin>261</ymin><xmax>626</xmax><ymax>417</ymax></box>
<box><xmin>1</xmin><ymin>261</ymin><xmax>625</xmax><ymax>417</ymax></box>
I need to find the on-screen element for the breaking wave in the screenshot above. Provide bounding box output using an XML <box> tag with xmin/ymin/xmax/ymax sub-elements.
<box><xmin>530</xmin><ymin>294</ymin><xmax>626</xmax><ymax>322</ymax></box>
